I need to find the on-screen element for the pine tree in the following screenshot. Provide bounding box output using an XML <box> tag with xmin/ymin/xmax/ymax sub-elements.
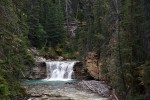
<box><xmin>26</xmin><ymin>0</ymin><xmax>47</xmax><ymax>48</ymax></box>
<box><xmin>42</xmin><ymin>0</ymin><xmax>65</xmax><ymax>49</ymax></box>
<box><xmin>0</xmin><ymin>0</ymin><xmax>33</xmax><ymax>97</ymax></box>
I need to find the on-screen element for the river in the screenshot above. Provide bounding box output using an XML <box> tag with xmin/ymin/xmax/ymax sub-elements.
<box><xmin>23</xmin><ymin>80</ymin><xmax>108</xmax><ymax>100</ymax></box>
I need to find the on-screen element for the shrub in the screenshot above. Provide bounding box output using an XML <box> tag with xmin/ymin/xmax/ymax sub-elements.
<box><xmin>0</xmin><ymin>76</ymin><xmax>9</xmax><ymax>98</ymax></box>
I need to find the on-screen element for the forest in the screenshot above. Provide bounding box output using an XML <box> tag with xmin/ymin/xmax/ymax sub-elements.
<box><xmin>0</xmin><ymin>0</ymin><xmax>150</xmax><ymax>99</ymax></box>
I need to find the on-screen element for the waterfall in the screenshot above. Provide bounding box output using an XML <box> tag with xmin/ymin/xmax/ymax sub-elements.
<box><xmin>45</xmin><ymin>61</ymin><xmax>76</xmax><ymax>80</ymax></box>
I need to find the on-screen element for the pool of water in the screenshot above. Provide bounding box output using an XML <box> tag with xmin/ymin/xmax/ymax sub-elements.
<box><xmin>23</xmin><ymin>80</ymin><xmax>108</xmax><ymax>100</ymax></box>
<box><xmin>23</xmin><ymin>79</ymin><xmax>79</xmax><ymax>85</ymax></box>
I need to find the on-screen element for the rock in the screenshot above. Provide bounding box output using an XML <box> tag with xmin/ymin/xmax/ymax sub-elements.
<box><xmin>29</xmin><ymin>60</ymin><xmax>87</xmax><ymax>80</ymax></box>
<box><xmin>23</xmin><ymin>82</ymin><xmax>108</xmax><ymax>100</ymax></box>
<box><xmin>28</xmin><ymin>47</ymin><xmax>40</xmax><ymax>56</ymax></box>
<box><xmin>78</xmin><ymin>80</ymin><xmax>111</xmax><ymax>97</ymax></box>
<box><xmin>30</xmin><ymin>93</ymin><xmax>41</xmax><ymax>97</ymax></box>
<box><xmin>57</xmin><ymin>56</ymin><xmax>64</xmax><ymax>61</ymax></box>
<box><xmin>35</xmin><ymin>56</ymin><xmax>46</xmax><ymax>62</ymax></box>
<box><xmin>41</xmin><ymin>95</ymin><xmax>49</xmax><ymax>99</ymax></box>
<box><xmin>29</xmin><ymin>62</ymin><xmax>46</xmax><ymax>79</ymax></box>
<box><xmin>85</xmin><ymin>52</ymin><xmax>100</xmax><ymax>80</ymax></box>
<box><xmin>73</xmin><ymin>61</ymin><xmax>95</xmax><ymax>80</ymax></box>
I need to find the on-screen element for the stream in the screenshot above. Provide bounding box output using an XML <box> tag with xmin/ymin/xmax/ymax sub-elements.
<box><xmin>23</xmin><ymin>80</ymin><xmax>108</xmax><ymax>100</ymax></box>
<box><xmin>23</xmin><ymin>61</ymin><xmax>110</xmax><ymax>100</ymax></box>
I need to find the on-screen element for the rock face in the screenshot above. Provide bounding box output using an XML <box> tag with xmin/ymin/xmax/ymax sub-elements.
<box><xmin>85</xmin><ymin>52</ymin><xmax>100</xmax><ymax>80</ymax></box>
<box><xmin>27</xmin><ymin>48</ymin><xmax>97</xmax><ymax>80</ymax></box>
<box><xmin>29</xmin><ymin>62</ymin><xmax>46</xmax><ymax>79</ymax></box>
<box><xmin>74</xmin><ymin>62</ymin><xmax>95</xmax><ymax>80</ymax></box>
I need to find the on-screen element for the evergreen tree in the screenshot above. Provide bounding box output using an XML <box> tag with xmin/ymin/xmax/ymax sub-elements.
<box><xmin>0</xmin><ymin>0</ymin><xmax>33</xmax><ymax>97</ymax></box>
<box><xmin>26</xmin><ymin>0</ymin><xmax>47</xmax><ymax>48</ymax></box>
<box><xmin>42</xmin><ymin>0</ymin><xmax>65</xmax><ymax>49</ymax></box>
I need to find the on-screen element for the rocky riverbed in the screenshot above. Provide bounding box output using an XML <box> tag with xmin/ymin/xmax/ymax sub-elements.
<box><xmin>23</xmin><ymin>80</ymin><xmax>110</xmax><ymax>100</ymax></box>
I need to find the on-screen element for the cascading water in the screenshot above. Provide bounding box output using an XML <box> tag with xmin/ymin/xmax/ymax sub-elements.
<box><xmin>45</xmin><ymin>61</ymin><xmax>77</xmax><ymax>81</ymax></box>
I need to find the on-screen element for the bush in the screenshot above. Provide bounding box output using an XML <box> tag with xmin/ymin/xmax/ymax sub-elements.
<box><xmin>24</xmin><ymin>50</ymin><xmax>35</xmax><ymax>65</ymax></box>
<box><xmin>62</xmin><ymin>51</ymin><xmax>79</xmax><ymax>59</ymax></box>
<box><xmin>40</xmin><ymin>48</ymin><xmax>57</xmax><ymax>59</ymax></box>
<box><xmin>0</xmin><ymin>76</ymin><xmax>9</xmax><ymax>98</ymax></box>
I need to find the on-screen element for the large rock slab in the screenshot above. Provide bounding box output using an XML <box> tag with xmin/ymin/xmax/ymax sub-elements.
<box><xmin>85</xmin><ymin>52</ymin><xmax>100</xmax><ymax>80</ymax></box>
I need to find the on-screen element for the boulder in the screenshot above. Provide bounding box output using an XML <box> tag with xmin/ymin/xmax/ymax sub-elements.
<box><xmin>85</xmin><ymin>52</ymin><xmax>102</xmax><ymax>80</ymax></box>
<box><xmin>57</xmin><ymin>56</ymin><xmax>64</xmax><ymax>61</ymax></box>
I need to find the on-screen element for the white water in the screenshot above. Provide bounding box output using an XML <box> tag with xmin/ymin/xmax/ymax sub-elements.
<box><xmin>44</xmin><ymin>61</ymin><xmax>77</xmax><ymax>81</ymax></box>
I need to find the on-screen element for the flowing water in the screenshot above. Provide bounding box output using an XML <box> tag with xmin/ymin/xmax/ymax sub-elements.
<box><xmin>44</xmin><ymin>61</ymin><xmax>77</xmax><ymax>81</ymax></box>
<box><xmin>23</xmin><ymin>61</ymin><xmax>108</xmax><ymax>100</ymax></box>
<box><xmin>23</xmin><ymin>80</ymin><xmax>108</xmax><ymax>100</ymax></box>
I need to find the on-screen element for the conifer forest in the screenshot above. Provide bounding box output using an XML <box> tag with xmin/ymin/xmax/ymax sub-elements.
<box><xmin>0</xmin><ymin>0</ymin><xmax>150</xmax><ymax>100</ymax></box>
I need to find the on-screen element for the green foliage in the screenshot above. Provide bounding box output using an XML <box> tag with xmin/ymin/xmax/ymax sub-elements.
<box><xmin>129</xmin><ymin>95</ymin><xmax>144</xmax><ymax>100</ymax></box>
<box><xmin>143</xmin><ymin>62</ymin><xmax>150</xmax><ymax>98</ymax></box>
<box><xmin>33</xmin><ymin>24</ymin><xmax>47</xmax><ymax>48</ymax></box>
<box><xmin>0</xmin><ymin>0</ymin><xmax>149</xmax><ymax>99</ymax></box>
<box><xmin>74</xmin><ymin>0</ymin><xmax>149</xmax><ymax>99</ymax></box>
<box><xmin>0</xmin><ymin>77</ymin><xmax>9</xmax><ymax>98</ymax></box>
<box><xmin>24</xmin><ymin>50</ymin><xmax>35</xmax><ymax>65</ymax></box>
<box><xmin>0</xmin><ymin>0</ymin><xmax>34</xmax><ymax>97</ymax></box>
<box><xmin>26</xmin><ymin>0</ymin><xmax>47</xmax><ymax>49</ymax></box>
<box><xmin>25</xmin><ymin>0</ymin><xmax>66</xmax><ymax>49</ymax></box>
<box><xmin>43</xmin><ymin>0</ymin><xmax>66</xmax><ymax>48</ymax></box>
<box><xmin>62</xmin><ymin>51</ymin><xmax>79</xmax><ymax>59</ymax></box>
<box><xmin>143</xmin><ymin>64</ymin><xmax>150</xmax><ymax>85</ymax></box>
<box><xmin>8</xmin><ymin>81</ymin><xmax>26</xmax><ymax>97</ymax></box>
<box><xmin>47</xmin><ymin>48</ymin><xmax>57</xmax><ymax>58</ymax></box>
<box><xmin>41</xmin><ymin>48</ymin><xmax>57</xmax><ymax>58</ymax></box>
<box><xmin>74</xmin><ymin>0</ymin><xmax>110</xmax><ymax>55</ymax></box>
